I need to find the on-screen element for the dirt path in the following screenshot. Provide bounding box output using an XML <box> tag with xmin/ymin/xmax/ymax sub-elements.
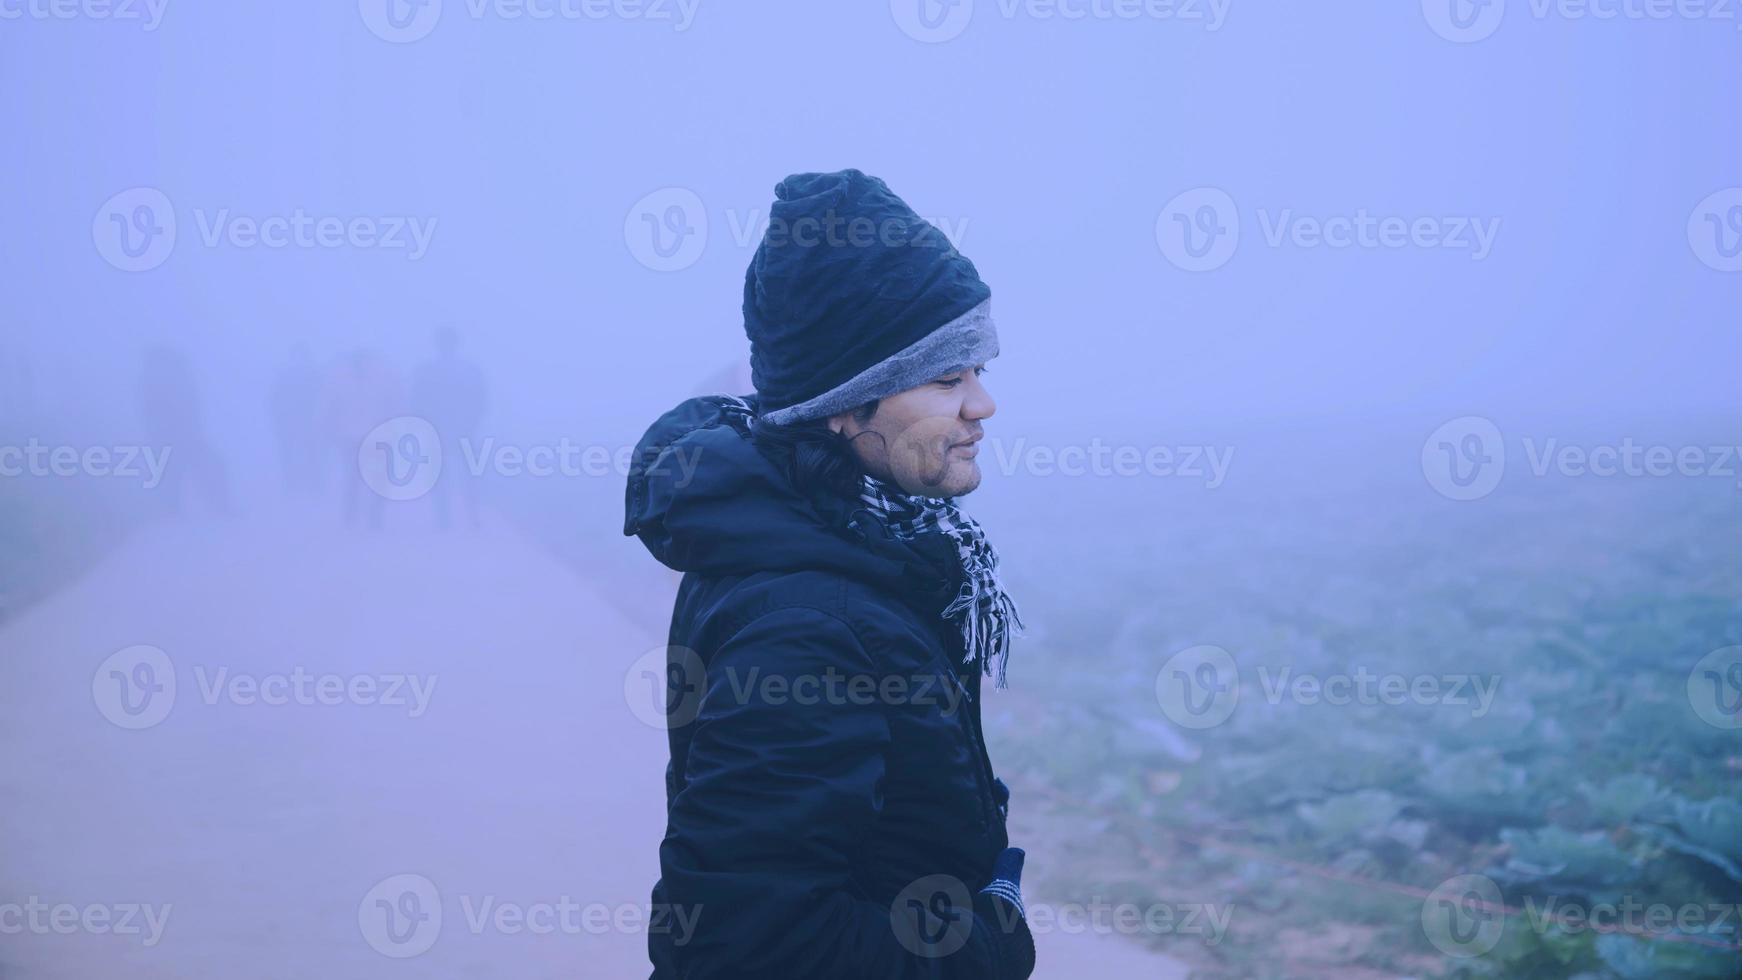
<box><xmin>0</xmin><ymin>509</ymin><xmax>1191</xmax><ymax>978</ymax></box>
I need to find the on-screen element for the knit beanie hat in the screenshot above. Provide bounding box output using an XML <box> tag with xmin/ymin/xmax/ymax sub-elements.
<box><xmin>743</xmin><ymin>169</ymin><xmax>998</xmax><ymax>424</ymax></box>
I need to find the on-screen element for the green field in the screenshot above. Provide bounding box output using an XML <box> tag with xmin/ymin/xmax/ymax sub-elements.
<box><xmin>982</xmin><ymin>465</ymin><xmax>1742</xmax><ymax>979</ymax></box>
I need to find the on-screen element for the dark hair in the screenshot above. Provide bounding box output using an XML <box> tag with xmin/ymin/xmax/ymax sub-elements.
<box><xmin>750</xmin><ymin>400</ymin><xmax>880</xmax><ymax>500</ymax></box>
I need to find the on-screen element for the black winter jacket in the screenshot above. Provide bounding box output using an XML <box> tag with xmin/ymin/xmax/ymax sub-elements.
<box><xmin>625</xmin><ymin>395</ymin><xmax>1034</xmax><ymax>979</ymax></box>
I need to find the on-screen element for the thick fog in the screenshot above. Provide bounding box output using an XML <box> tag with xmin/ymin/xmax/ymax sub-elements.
<box><xmin>3</xmin><ymin>5</ymin><xmax>1740</xmax><ymax>979</ymax></box>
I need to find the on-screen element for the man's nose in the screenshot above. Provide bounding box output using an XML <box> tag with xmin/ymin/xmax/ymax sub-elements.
<box><xmin>961</xmin><ymin>373</ymin><xmax>996</xmax><ymax>421</ymax></box>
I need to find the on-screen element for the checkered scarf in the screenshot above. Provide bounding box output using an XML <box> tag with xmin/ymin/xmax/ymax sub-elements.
<box><xmin>858</xmin><ymin>475</ymin><xmax>1025</xmax><ymax>688</ymax></box>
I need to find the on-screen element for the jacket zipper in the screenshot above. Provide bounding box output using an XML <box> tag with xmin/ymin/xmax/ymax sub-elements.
<box><xmin>942</xmin><ymin>656</ymin><xmax>1001</xmax><ymax>829</ymax></box>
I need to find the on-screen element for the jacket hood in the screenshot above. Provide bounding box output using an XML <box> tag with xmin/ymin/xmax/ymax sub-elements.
<box><xmin>624</xmin><ymin>394</ymin><xmax>960</xmax><ymax>610</ymax></box>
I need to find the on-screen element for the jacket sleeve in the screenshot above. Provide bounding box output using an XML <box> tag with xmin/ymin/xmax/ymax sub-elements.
<box><xmin>657</xmin><ymin>605</ymin><xmax>1033</xmax><ymax>979</ymax></box>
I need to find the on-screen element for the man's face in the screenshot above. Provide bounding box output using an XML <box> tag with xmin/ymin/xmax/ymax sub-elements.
<box><xmin>828</xmin><ymin>365</ymin><xmax>996</xmax><ymax>497</ymax></box>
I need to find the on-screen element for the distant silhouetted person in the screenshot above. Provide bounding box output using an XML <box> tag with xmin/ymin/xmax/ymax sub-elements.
<box><xmin>321</xmin><ymin>348</ymin><xmax>403</xmax><ymax>530</ymax></box>
<box><xmin>412</xmin><ymin>326</ymin><xmax>488</xmax><ymax>530</ymax></box>
<box><xmin>137</xmin><ymin>344</ymin><xmax>230</xmax><ymax>516</ymax></box>
<box><xmin>269</xmin><ymin>343</ymin><xmax>324</xmax><ymax>495</ymax></box>
<box><xmin>0</xmin><ymin>336</ymin><xmax>31</xmax><ymax>428</ymax></box>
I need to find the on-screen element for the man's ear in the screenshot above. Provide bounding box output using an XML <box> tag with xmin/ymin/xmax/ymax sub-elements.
<box><xmin>825</xmin><ymin>410</ymin><xmax>850</xmax><ymax>437</ymax></box>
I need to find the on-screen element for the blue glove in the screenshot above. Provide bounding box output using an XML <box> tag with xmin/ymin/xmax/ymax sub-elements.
<box><xmin>973</xmin><ymin>847</ymin><xmax>1034</xmax><ymax>977</ymax></box>
<box><xmin>978</xmin><ymin>846</ymin><xmax>1026</xmax><ymax>918</ymax></box>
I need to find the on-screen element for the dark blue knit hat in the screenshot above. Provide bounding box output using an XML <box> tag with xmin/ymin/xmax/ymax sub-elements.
<box><xmin>743</xmin><ymin>170</ymin><xmax>998</xmax><ymax>424</ymax></box>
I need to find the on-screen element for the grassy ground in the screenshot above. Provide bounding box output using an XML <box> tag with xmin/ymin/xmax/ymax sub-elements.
<box><xmin>979</xmin><ymin>471</ymin><xmax>1742</xmax><ymax>979</ymax></box>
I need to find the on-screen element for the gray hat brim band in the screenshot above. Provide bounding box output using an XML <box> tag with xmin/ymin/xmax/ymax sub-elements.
<box><xmin>758</xmin><ymin>299</ymin><xmax>999</xmax><ymax>425</ymax></box>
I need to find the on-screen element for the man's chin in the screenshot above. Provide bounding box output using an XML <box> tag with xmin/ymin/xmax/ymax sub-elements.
<box><xmin>949</xmin><ymin>461</ymin><xmax>983</xmax><ymax>497</ymax></box>
<box><xmin>891</xmin><ymin>459</ymin><xmax>981</xmax><ymax>498</ymax></box>
<box><xmin>931</xmin><ymin>461</ymin><xmax>983</xmax><ymax>498</ymax></box>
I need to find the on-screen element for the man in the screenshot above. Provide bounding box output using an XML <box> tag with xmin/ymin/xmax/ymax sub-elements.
<box><xmin>268</xmin><ymin>342</ymin><xmax>323</xmax><ymax>496</ymax></box>
<box><xmin>625</xmin><ymin>169</ymin><xmax>1035</xmax><ymax>978</ymax></box>
<box><xmin>411</xmin><ymin>325</ymin><xmax>488</xmax><ymax>529</ymax></box>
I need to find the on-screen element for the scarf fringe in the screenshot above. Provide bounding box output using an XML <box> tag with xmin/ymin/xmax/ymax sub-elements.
<box><xmin>861</xmin><ymin>476</ymin><xmax>1024</xmax><ymax>689</ymax></box>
